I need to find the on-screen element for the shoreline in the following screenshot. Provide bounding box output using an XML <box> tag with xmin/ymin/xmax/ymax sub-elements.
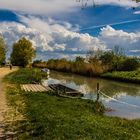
<box><xmin>100</xmin><ymin>75</ymin><xmax>140</xmax><ymax>84</ymax></box>
<box><xmin>41</xmin><ymin>68</ymin><xmax>140</xmax><ymax>85</ymax></box>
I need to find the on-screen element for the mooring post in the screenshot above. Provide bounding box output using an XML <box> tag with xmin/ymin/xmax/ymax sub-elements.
<box><xmin>57</xmin><ymin>86</ymin><xmax>59</xmax><ymax>95</ymax></box>
<box><xmin>64</xmin><ymin>87</ymin><xmax>66</xmax><ymax>94</ymax></box>
<box><xmin>96</xmin><ymin>83</ymin><xmax>100</xmax><ymax>101</ymax></box>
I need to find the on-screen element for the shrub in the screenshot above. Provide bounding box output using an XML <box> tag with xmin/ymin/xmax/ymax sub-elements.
<box><xmin>119</xmin><ymin>58</ymin><xmax>139</xmax><ymax>71</ymax></box>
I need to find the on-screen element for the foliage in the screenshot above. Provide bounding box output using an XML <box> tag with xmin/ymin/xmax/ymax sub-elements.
<box><xmin>75</xmin><ymin>56</ymin><xmax>85</xmax><ymax>63</ymax></box>
<box><xmin>99</xmin><ymin>51</ymin><xmax>125</xmax><ymax>71</ymax></box>
<box><xmin>47</xmin><ymin>57</ymin><xmax>106</xmax><ymax>76</ymax></box>
<box><xmin>86</xmin><ymin>46</ymin><xmax>139</xmax><ymax>72</ymax></box>
<box><xmin>99</xmin><ymin>51</ymin><xmax>115</xmax><ymax>65</ymax></box>
<box><xmin>113</xmin><ymin>45</ymin><xmax>125</xmax><ymax>56</ymax></box>
<box><xmin>4</xmin><ymin>68</ymin><xmax>48</xmax><ymax>84</ymax></box>
<box><xmin>0</xmin><ymin>35</ymin><xmax>6</xmax><ymax>65</ymax></box>
<box><xmin>119</xmin><ymin>58</ymin><xmax>140</xmax><ymax>71</ymax></box>
<box><xmin>5</xmin><ymin>68</ymin><xmax>140</xmax><ymax>140</ymax></box>
<box><xmin>31</xmin><ymin>47</ymin><xmax>140</xmax><ymax>85</ymax></box>
<box><xmin>99</xmin><ymin>51</ymin><xmax>139</xmax><ymax>72</ymax></box>
<box><xmin>32</xmin><ymin>60</ymin><xmax>47</xmax><ymax>68</ymax></box>
<box><xmin>32</xmin><ymin>52</ymin><xmax>139</xmax><ymax>81</ymax></box>
<box><xmin>101</xmin><ymin>69</ymin><xmax>140</xmax><ymax>84</ymax></box>
<box><xmin>11</xmin><ymin>37</ymin><xmax>35</xmax><ymax>67</ymax></box>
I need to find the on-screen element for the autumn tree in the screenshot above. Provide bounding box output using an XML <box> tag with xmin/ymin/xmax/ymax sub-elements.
<box><xmin>11</xmin><ymin>37</ymin><xmax>35</xmax><ymax>67</ymax></box>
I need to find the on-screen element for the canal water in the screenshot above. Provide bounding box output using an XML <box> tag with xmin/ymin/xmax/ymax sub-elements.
<box><xmin>45</xmin><ymin>71</ymin><xmax>140</xmax><ymax>119</ymax></box>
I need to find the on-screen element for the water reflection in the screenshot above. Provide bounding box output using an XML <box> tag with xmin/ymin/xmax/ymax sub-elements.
<box><xmin>48</xmin><ymin>71</ymin><xmax>140</xmax><ymax>119</ymax></box>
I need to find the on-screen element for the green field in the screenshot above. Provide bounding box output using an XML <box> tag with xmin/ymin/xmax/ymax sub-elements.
<box><xmin>4</xmin><ymin>68</ymin><xmax>140</xmax><ymax>140</ymax></box>
<box><xmin>101</xmin><ymin>69</ymin><xmax>140</xmax><ymax>84</ymax></box>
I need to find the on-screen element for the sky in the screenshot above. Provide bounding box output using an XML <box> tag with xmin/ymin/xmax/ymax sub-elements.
<box><xmin>0</xmin><ymin>0</ymin><xmax>140</xmax><ymax>60</ymax></box>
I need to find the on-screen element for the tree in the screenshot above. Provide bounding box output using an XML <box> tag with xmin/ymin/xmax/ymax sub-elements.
<box><xmin>99</xmin><ymin>51</ymin><xmax>115</xmax><ymax>65</ymax></box>
<box><xmin>86</xmin><ymin>48</ymin><xmax>103</xmax><ymax>65</ymax></box>
<box><xmin>0</xmin><ymin>35</ymin><xmax>6</xmax><ymax>65</ymax></box>
<box><xmin>119</xmin><ymin>58</ymin><xmax>140</xmax><ymax>71</ymax></box>
<box><xmin>11</xmin><ymin>37</ymin><xmax>35</xmax><ymax>67</ymax></box>
<box><xmin>75</xmin><ymin>56</ymin><xmax>85</xmax><ymax>63</ymax></box>
<box><xmin>113</xmin><ymin>45</ymin><xmax>125</xmax><ymax>56</ymax></box>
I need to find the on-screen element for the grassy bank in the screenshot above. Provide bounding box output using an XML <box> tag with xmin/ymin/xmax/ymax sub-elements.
<box><xmin>4</xmin><ymin>68</ymin><xmax>140</xmax><ymax>139</ymax></box>
<box><xmin>4</xmin><ymin>68</ymin><xmax>48</xmax><ymax>84</ymax></box>
<box><xmin>101</xmin><ymin>69</ymin><xmax>140</xmax><ymax>84</ymax></box>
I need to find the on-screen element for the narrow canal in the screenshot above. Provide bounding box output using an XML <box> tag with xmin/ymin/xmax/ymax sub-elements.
<box><xmin>45</xmin><ymin>71</ymin><xmax>140</xmax><ymax>119</ymax></box>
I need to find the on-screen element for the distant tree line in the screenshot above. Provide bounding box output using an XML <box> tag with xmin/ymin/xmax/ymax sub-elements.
<box><xmin>0</xmin><ymin>34</ymin><xmax>139</xmax><ymax>72</ymax></box>
<box><xmin>33</xmin><ymin>47</ymin><xmax>140</xmax><ymax>77</ymax></box>
<box><xmin>87</xmin><ymin>47</ymin><xmax>140</xmax><ymax>72</ymax></box>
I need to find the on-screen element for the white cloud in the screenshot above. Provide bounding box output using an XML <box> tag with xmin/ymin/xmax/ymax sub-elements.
<box><xmin>100</xmin><ymin>25</ymin><xmax>140</xmax><ymax>52</ymax></box>
<box><xmin>134</xmin><ymin>11</ymin><xmax>140</xmax><ymax>14</ymax></box>
<box><xmin>0</xmin><ymin>0</ymin><xmax>76</xmax><ymax>15</ymax></box>
<box><xmin>0</xmin><ymin>0</ymin><xmax>139</xmax><ymax>15</ymax></box>
<box><xmin>21</xmin><ymin>16</ymin><xmax>106</xmax><ymax>52</ymax></box>
<box><xmin>0</xmin><ymin>15</ymin><xmax>106</xmax><ymax>60</ymax></box>
<box><xmin>94</xmin><ymin>0</ymin><xmax>139</xmax><ymax>8</ymax></box>
<box><xmin>130</xmin><ymin>50</ymin><xmax>140</xmax><ymax>52</ymax></box>
<box><xmin>0</xmin><ymin>15</ymin><xmax>140</xmax><ymax>60</ymax></box>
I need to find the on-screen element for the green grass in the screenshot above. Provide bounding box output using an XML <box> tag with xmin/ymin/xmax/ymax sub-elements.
<box><xmin>4</xmin><ymin>68</ymin><xmax>140</xmax><ymax>140</ymax></box>
<box><xmin>101</xmin><ymin>69</ymin><xmax>140</xmax><ymax>84</ymax></box>
<box><xmin>4</xmin><ymin>68</ymin><xmax>48</xmax><ymax>84</ymax></box>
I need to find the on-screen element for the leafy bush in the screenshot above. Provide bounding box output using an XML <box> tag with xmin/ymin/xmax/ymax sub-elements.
<box><xmin>99</xmin><ymin>51</ymin><xmax>140</xmax><ymax>72</ymax></box>
<box><xmin>119</xmin><ymin>58</ymin><xmax>139</xmax><ymax>71</ymax></box>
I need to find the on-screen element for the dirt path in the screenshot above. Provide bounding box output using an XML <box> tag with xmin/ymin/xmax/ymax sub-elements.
<box><xmin>0</xmin><ymin>67</ymin><xmax>17</xmax><ymax>138</ymax></box>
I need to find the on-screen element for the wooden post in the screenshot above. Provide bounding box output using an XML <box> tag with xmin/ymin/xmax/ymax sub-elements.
<box><xmin>96</xmin><ymin>83</ymin><xmax>100</xmax><ymax>101</ymax></box>
<box><xmin>64</xmin><ymin>87</ymin><xmax>66</xmax><ymax>94</ymax></box>
<box><xmin>57</xmin><ymin>86</ymin><xmax>59</xmax><ymax>95</ymax></box>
